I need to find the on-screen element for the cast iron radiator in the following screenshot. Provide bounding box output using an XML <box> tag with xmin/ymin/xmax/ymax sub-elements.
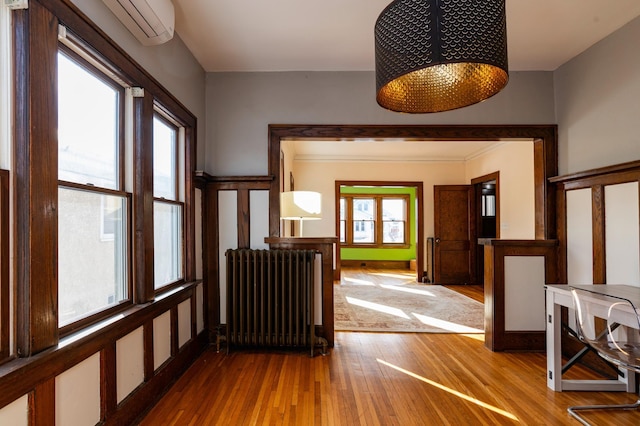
<box><xmin>225</xmin><ymin>248</ymin><xmax>324</xmax><ymax>357</ymax></box>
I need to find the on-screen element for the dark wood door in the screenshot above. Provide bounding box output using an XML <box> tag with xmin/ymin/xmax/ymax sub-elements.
<box><xmin>433</xmin><ymin>185</ymin><xmax>475</xmax><ymax>284</ymax></box>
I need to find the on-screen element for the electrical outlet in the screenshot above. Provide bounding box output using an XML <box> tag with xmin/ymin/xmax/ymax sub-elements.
<box><xmin>5</xmin><ymin>0</ymin><xmax>28</xmax><ymax>10</ymax></box>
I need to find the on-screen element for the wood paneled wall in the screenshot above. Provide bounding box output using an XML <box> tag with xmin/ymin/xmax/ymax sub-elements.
<box><xmin>551</xmin><ymin>159</ymin><xmax>640</xmax><ymax>285</ymax></box>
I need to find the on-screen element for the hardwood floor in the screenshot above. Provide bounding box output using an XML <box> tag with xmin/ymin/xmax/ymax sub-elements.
<box><xmin>139</xmin><ymin>333</ymin><xmax>640</xmax><ymax>425</ymax></box>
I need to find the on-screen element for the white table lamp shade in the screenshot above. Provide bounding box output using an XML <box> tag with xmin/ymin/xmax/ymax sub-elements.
<box><xmin>280</xmin><ymin>191</ymin><xmax>322</xmax><ymax>220</ymax></box>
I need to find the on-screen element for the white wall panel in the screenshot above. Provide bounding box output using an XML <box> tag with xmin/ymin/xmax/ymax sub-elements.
<box><xmin>250</xmin><ymin>190</ymin><xmax>269</xmax><ymax>249</ymax></box>
<box><xmin>218</xmin><ymin>191</ymin><xmax>238</xmax><ymax>323</ymax></box>
<box><xmin>116</xmin><ymin>327</ymin><xmax>144</xmax><ymax>403</ymax></box>
<box><xmin>504</xmin><ymin>256</ymin><xmax>546</xmax><ymax>330</ymax></box>
<box><xmin>0</xmin><ymin>395</ymin><xmax>28</xmax><ymax>426</ymax></box>
<box><xmin>153</xmin><ymin>311</ymin><xmax>171</xmax><ymax>370</ymax></box>
<box><xmin>605</xmin><ymin>182</ymin><xmax>640</xmax><ymax>286</ymax></box>
<box><xmin>196</xmin><ymin>282</ymin><xmax>204</xmax><ymax>333</ymax></box>
<box><xmin>566</xmin><ymin>189</ymin><xmax>593</xmax><ymax>284</ymax></box>
<box><xmin>55</xmin><ymin>353</ymin><xmax>100</xmax><ymax>426</ymax></box>
<box><xmin>178</xmin><ymin>300</ymin><xmax>191</xmax><ymax>347</ymax></box>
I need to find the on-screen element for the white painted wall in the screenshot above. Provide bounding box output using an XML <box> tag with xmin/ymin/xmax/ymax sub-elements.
<box><xmin>504</xmin><ymin>256</ymin><xmax>546</xmax><ymax>331</ymax></box>
<box><xmin>55</xmin><ymin>353</ymin><xmax>101</xmax><ymax>426</ymax></box>
<box><xmin>292</xmin><ymin>159</ymin><xmax>465</xmax><ymax>240</ymax></box>
<box><xmin>116</xmin><ymin>327</ymin><xmax>144</xmax><ymax>403</ymax></box>
<box><xmin>464</xmin><ymin>143</ymin><xmax>535</xmax><ymax>239</ymax></box>
<box><xmin>605</xmin><ymin>182</ymin><xmax>640</xmax><ymax>286</ymax></box>
<box><xmin>0</xmin><ymin>395</ymin><xmax>28</xmax><ymax>426</ymax></box>
<box><xmin>153</xmin><ymin>311</ymin><xmax>171</xmax><ymax>370</ymax></box>
<box><xmin>566</xmin><ymin>189</ymin><xmax>594</xmax><ymax>284</ymax></box>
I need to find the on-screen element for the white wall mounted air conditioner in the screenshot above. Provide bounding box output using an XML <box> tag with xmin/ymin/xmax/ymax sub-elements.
<box><xmin>102</xmin><ymin>0</ymin><xmax>175</xmax><ymax>46</ymax></box>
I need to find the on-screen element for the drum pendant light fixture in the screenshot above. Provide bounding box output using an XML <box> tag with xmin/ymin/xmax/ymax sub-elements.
<box><xmin>375</xmin><ymin>0</ymin><xmax>509</xmax><ymax>113</ymax></box>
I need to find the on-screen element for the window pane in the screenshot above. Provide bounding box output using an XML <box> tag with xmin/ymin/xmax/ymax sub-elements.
<box><xmin>383</xmin><ymin>221</ymin><xmax>405</xmax><ymax>243</ymax></box>
<box><xmin>382</xmin><ymin>198</ymin><xmax>405</xmax><ymax>221</ymax></box>
<box><xmin>58</xmin><ymin>52</ymin><xmax>119</xmax><ymax>189</ymax></box>
<box><xmin>153</xmin><ymin>116</ymin><xmax>177</xmax><ymax>200</ymax></box>
<box><xmin>340</xmin><ymin>220</ymin><xmax>346</xmax><ymax>242</ymax></box>
<box><xmin>58</xmin><ymin>188</ymin><xmax>127</xmax><ymax>326</ymax></box>
<box><xmin>154</xmin><ymin>201</ymin><xmax>183</xmax><ymax>288</ymax></box>
<box><xmin>353</xmin><ymin>221</ymin><xmax>374</xmax><ymax>243</ymax></box>
<box><xmin>339</xmin><ymin>198</ymin><xmax>345</xmax><ymax>220</ymax></box>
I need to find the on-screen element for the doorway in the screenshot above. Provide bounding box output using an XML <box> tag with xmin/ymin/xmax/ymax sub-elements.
<box><xmin>472</xmin><ymin>172</ymin><xmax>500</xmax><ymax>286</ymax></box>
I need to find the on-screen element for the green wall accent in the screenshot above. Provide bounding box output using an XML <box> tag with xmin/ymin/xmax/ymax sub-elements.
<box><xmin>340</xmin><ymin>186</ymin><xmax>417</xmax><ymax>261</ymax></box>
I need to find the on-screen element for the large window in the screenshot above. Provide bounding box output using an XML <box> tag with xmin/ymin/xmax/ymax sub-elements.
<box><xmin>340</xmin><ymin>194</ymin><xmax>410</xmax><ymax>248</ymax></box>
<box><xmin>153</xmin><ymin>113</ymin><xmax>184</xmax><ymax>289</ymax></box>
<box><xmin>57</xmin><ymin>47</ymin><xmax>130</xmax><ymax>329</ymax></box>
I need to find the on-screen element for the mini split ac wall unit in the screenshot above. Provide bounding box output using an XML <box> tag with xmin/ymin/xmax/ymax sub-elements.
<box><xmin>102</xmin><ymin>0</ymin><xmax>175</xmax><ymax>46</ymax></box>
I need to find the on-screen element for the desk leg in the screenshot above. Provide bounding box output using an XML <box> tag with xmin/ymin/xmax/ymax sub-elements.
<box><xmin>546</xmin><ymin>294</ymin><xmax>563</xmax><ymax>391</ymax></box>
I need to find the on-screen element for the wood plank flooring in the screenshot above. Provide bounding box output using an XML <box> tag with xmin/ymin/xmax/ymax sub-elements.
<box><xmin>139</xmin><ymin>333</ymin><xmax>640</xmax><ymax>425</ymax></box>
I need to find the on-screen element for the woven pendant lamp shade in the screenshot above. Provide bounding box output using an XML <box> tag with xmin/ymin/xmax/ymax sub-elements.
<box><xmin>375</xmin><ymin>0</ymin><xmax>509</xmax><ymax>113</ymax></box>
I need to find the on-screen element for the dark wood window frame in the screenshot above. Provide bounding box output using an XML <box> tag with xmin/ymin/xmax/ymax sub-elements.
<box><xmin>340</xmin><ymin>193</ymin><xmax>411</xmax><ymax>248</ymax></box>
<box><xmin>56</xmin><ymin>43</ymin><xmax>132</xmax><ymax>335</ymax></box>
<box><xmin>13</xmin><ymin>0</ymin><xmax>197</xmax><ymax>356</ymax></box>
<box><xmin>152</xmin><ymin>110</ymin><xmax>187</xmax><ymax>292</ymax></box>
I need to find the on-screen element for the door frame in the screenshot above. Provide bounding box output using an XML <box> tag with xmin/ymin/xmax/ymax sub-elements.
<box><xmin>267</xmin><ymin>124</ymin><xmax>558</xmax><ymax>272</ymax></box>
<box><xmin>334</xmin><ymin>180</ymin><xmax>424</xmax><ymax>281</ymax></box>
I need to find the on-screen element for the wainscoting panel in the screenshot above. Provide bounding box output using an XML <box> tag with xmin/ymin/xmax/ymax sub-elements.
<box><xmin>153</xmin><ymin>312</ymin><xmax>171</xmax><ymax>371</ymax></box>
<box><xmin>605</xmin><ymin>182</ymin><xmax>640</xmax><ymax>285</ymax></box>
<box><xmin>218</xmin><ymin>190</ymin><xmax>238</xmax><ymax>323</ymax></box>
<box><xmin>178</xmin><ymin>300</ymin><xmax>191</xmax><ymax>348</ymax></box>
<box><xmin>250</xmin><ymin>190</ymin><xmax>270</xmax><ymax>249</ymax></box>
<box><xmin>504</xmin><ymin>256</ymin><xmax>546</xmax><ymax>331</ymax></box>
<box><xmin>55</xmin><ymin>353</ymin><xmax>101</xmax><ymax>426</ymax></box>
<box><xmin>116</xmin><ymin>327</ymin><xmax>144</xmax><ymax>403</ymax></box>
<box><xmin>196</xmin><ymin>283</ymin><xmax>204</xmax><ymax>333</ymax></box>
<box><xmin>566</xmin><ymin>188</ymin><xmax>593</xmax><ymax>284</ymax></box>
<box><xmin>0</xmin><ymin>395</ymin><xmax>27</xmax><ymax>426</ymax></box>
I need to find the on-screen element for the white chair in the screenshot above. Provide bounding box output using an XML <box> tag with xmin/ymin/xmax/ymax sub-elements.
<box><xmin>568</xmin><ymin>287</ymin><xmax>640</xmax><ymax>425</ymax></box>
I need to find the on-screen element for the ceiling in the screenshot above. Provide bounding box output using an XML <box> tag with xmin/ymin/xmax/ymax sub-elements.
<box><xmin>172</xmin><ymin>0</ymin><xmax>640</xmax><ymax>73</ymax></box>
<box><xmin>170</xmin><ymin>1</ymin><xmax>640</xmax><ymax>160</ymax></box>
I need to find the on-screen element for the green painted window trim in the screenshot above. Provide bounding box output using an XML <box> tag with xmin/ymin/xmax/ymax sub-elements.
<box><xmin>340</xmin><ymin>186</ymin><xmax>416</xmax><ymax>261</ymax></box>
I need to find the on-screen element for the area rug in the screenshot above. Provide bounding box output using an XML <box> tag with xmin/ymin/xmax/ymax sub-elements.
<box><xmin>334</xmin><ymin>276</ymin><xmax>484</xmax><ymax>333</ymax></box>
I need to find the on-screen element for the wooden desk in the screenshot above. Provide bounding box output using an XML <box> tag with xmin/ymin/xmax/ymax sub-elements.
<box><xmin>545</xmin><ymin>284</ymin><xmax>638</xmax><ymax>392</ymax></box>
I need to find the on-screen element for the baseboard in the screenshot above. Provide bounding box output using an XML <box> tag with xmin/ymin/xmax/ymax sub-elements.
<box><xmin>341</xmin><ymin>260</ymin><xmax>410</xmax><ymax>269</ymax></box>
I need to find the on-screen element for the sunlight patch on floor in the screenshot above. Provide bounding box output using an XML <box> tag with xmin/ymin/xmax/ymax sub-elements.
<box><xmin>346</xmin><ymin>296</ymin><xmax>411</xmax><ymax>319</ymax></box>
<box><xmin>343</xmin><ymin>277</ymin><xmax>375</xmax><ymax>286</ymax></box>
<box><xmin>412</xmin><ymin>312</ymin><xmax>484</xmax><ymax>334</ymax></box>
<box><xmin>370</xmin><ymin>271</ymin><xmax>415</xmax><ymax>280</ymax></box>
<box><xmin>380</xmin><ymin>284</ymin><xmax>437</xmax><ymax>297</ymax></box>
<box><xmin>377</xmin><ymin>359</ymin><xmax>519</xmax><ymax>422</ymax></box>
<box><xmin>461</xmin><ymin>333</ymin><xmax>485</xmax><ymax>342</ymax></box>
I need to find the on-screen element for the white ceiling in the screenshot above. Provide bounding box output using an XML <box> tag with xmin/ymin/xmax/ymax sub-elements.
<box><xmin>170</xmin><ymin>1</ymin><xmax>639</xmax><ymax>160</ymax></box>
<box><xmin>173</xmin><ymin>0</ymin><xmax>640</xmax><ymax>72</ymax></box>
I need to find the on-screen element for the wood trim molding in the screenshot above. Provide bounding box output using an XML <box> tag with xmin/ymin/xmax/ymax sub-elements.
<box><xmin>482</xmin><ymin>239</ymin><xmax>559</xmax><ymax>351</ymax></box>
<box><xmin>268</xmin><ymin>124</ymin><xmax>558</xmax><ymax>242</ymax></box>
<box><xmin>14</xmin><ymin>1</ymin><xmax>59</xmax><ymax>356</ymax></box>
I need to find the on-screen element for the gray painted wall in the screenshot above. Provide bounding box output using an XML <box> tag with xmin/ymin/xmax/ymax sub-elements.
<box><xmin>71</xmin><ymin>0</ymin><xmax>207</xmax><ymax>169</ymax></box>
<box><xmin>555</xmin><ymin>16</ymin><xmax>640</xmax><ymax>175</ymax></box>
<box><xmin>206</xmin><ymin>71</ymin><xmax>555</xmax><ymax>175</ymax></box>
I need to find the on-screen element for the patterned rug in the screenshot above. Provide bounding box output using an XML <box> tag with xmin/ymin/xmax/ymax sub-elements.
<box><xmin>334</xmin><ymin>274</ymin><xmax>484</xmax><ymax>333</ymax></box>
